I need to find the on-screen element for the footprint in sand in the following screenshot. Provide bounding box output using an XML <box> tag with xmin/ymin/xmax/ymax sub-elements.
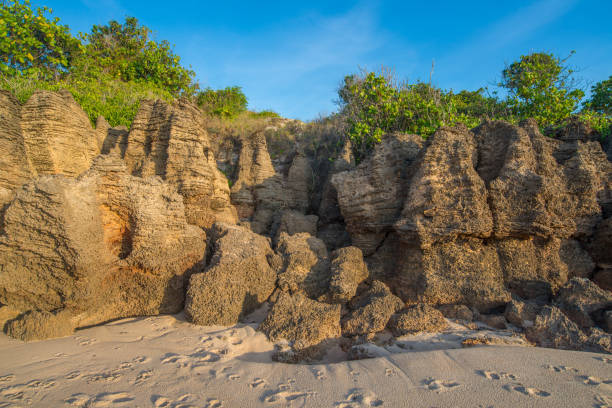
<box><xmin>250</xmin><ymin>378</ymin><xmax>266</xmax><ymax>388</ymax></box>
<box><xmin>385</xmin><ymin>368</ymin><xmax>396</xmax><ymax>377</ymax></box>
<box><xmin>422</xmin><ymin>378</ymin><xmax>461</xmax><ymax>392</ymax></box>
<box><xmin>477</xmin><ymin>370</ymin><xmax>518</xmax><ymax>380</ymax></box>
<box><xmin>594</xmin><ymin>394</ymin><xmax>612</xmax><ymax>408</ymax></box>
<box><xmin>65</xmin><ymin>371</ymin><xmax>82</xmax><ymax>380</ymax></box>
<box><xmin>204</xmin><ymin>398</ymin><xmax>223</xmax><ymax>408</ymax></box>
<box><xmin>545</xmin><ymin>365</ymin><xmax>579</xmax><ymax>373</ymax></box>
<box><xmin>134</xmin><ymin>370</ymin><xmax>153</xmax><ymax>385</ymax></box>
<box><xmin>85</xmin><ymin>370</ymin><xmax>122</xmax><ymax>383</ymax></box>
<box><xmin>132</xmin><ymin>355</ymin><xmax>150</xmax><ymax>364</ymax></box>
<box><xmin>152</xmin><ymin>394</ymin><xmax>196</xmax><ymax>408</ymax></box>
<box><xmin>0</xmin><ymin>375</ymin><xmax>14</xmax><ymax>383</ymax></box>
<box><xmin>227</xmin><ymin>374</ymin><xmax>240</xmax><ymax>381</ymax></box>
<box><xmin>65</xmin><ymin>392</ymin><xmax>134</xmax><ymax>407</ymax></box>
<box><xmin>75</xmin><ymin>336</ymin><xmax>97</xmax><ymax>346</ymax></box>
<box><xmin>578</xmin><ymin>376</ymin><xmax>612</xmax><ymax>386</ymax></box>
<box><xmin>595</xmin><ymin>357</ymin><xmax>612</xmax><ymax>364</ymax></box>
<box><xmin>262</xmin><ymin>390</ymin><xmax>315</xmax><ymax>405</ymax></box>
<box><xmin>312</xmin><ymin>369</ymin><xmax>326</xmax><ymax>380</ymax></box>
<box><xmin>160</xmin><ymin>349</ymin><xmax>221</xmax><ymax>369</ymax></box>
<box><xmin>334</xmin><ymin>388</ymin><xmax>384</xmax><ymax>407</ymax></box>
<box><xmin>503</xmin><ymin>383</ymin><xmax>550</xmax><ymax>397</ymax></box>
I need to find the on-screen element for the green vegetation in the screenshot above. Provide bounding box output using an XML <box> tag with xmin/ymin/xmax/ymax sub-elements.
<box><xmin>500</xmin><ymin>51</ymin><xmax>584</xmax><ymax>129</ymax></box>
<box><xmin>196</xmin><ymin>86</ymin><xmax>248</xmax><ymax>119</ymax></box>
<box><xmin>1</xmin><ymin>1</ymin><xmax>610</xmax><ymax>154</ymax></box>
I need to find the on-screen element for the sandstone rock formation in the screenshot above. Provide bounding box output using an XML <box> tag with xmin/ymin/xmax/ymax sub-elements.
<box><xmin>184</xmin><ymin>223</ymin><xmax>277</xmax><ymax>326</ymax></box>
<box><xmin>554</xmin><ymin>278</ymin><xmax>612</xmax><ymax>329</ymax></box>
<box><xmin>258</xmin><ymin>291</ymin><xmax>341</xmax><ymax>362</ymax></box>
<box><xmin>388</xmin><ymin>304</ymin><xmax>448</xmax><ymax>336</ymax></box>
<box><xmin>342</xmin><ymin>281</ymin><xmax>404</xmax><ymax>337</ymax></box>
<box><xmin>121</xmin><ymin>99</ymin><xmax>237</xmax><ymax>228</ymax></box>
<box><xmin>504</xmin><ymin>299</ymin><xmax>540</xmax><ymax>328</ymax></box>
<box><xmin>0</xmin><ymin>90</ymin><xmax>106</xmax><ymax>209</ymax></box>
<box><xmin>334</xmin><ymin>121</ymin><xmax>610</xmax><ymax>314</ymax></box>
<box><xmin>0</xmin><ymin>155</ymin><xmax>206</xmax><ymax>340</ymax></box>
<box><xmin>326</xmin><ymin>246</ymin><xmax>368</xmax><ymax>303</ymax></box>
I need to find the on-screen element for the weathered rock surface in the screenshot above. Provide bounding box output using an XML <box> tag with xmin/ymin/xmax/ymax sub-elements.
<box><xmin>258</xmin><ymin>292</ymin><xmax>341</xmax><ymax>362</ymax></box>
<box><xmin>0</xmin><ymin>155</ymin><xmax>206</xmax><ymax>339</ymax></box>
<box><xmin>388</xmin><ymin>304</ymin><xmax>448</xmax><ymax>336</ymax></box>
<box><xmin>334</xmin><ymin>121</ymin><xmax>609</xmax><ymax>312</ymax></box>
<box><xmin>5</xmin><ymin>310</ymin><xmax>75</xmax><ymax>342</ymax></box>
<box><xmin>342</xmin><ymin>281</ymin><xmax>404</xmax><ymax>337</ymax></box>
<box><xmin>0</xmin><ymin>90</ymin><xmax>108</xmax><ymax>208</ymax></box>
<box><xmin>438</xmin><ymin>304</ymin><xmax>474</xmax><ymax>321</ymax></box>
<box><xmin>185</xmin><ymin>223</ymin><xmax>277</xmax><ymax>326</ymax></box>
<box><xmin>327</xmin><ymin>246</ymin><xmax>368</xmax><ymax>303</ymax></box>
<box><xmin>504</xmin><ymin>299</ymin><xmax>540</xmax><ymax>328</ymax></box>
<box><xmin>554</xmin><ymin>278</ymin><xmax>612</xmax><ymax>329</ymax></box>
<box><xmin>122</xmin><ymin>99</ymin><xmax>237</xmax><ymax>228</ymax></box>
<box><xmin>526</xmin><ymin>306</ymin><xmax>611</xmax><ymax>353</ymax></box>
<box><xmin>273</xmin><ymin>210</ymin><xmax>318</xmax><ymax>243</ymax></box>
<box><xmin>332</xmin><ymin>133</ymin><xmax>423</xmax><ymax>255</ymax></box>
<box><xmin>275</xmin><ymin>232</ymin><xmax>330</xmax><ymax>299</ymax></box>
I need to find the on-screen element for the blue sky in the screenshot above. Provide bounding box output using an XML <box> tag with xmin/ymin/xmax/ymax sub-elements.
<box><xmin>35</xmin><ymin>0</ymin><xmax>612</xmax><ymax>120</ymax></box>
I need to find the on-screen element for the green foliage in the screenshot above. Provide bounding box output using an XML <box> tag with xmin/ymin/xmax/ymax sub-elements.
<box><xmin>78</xmin><ymin>17</ymin><xmax>196</xmax><ymax>96</ymax></box>
<box><xmin>578</xmin><ymin>110</ymin><xmax>612</xmax><ymax>140</ymax></box>
<box><xmin>584</xmin><ymin>75</ymin><xmax>612</xmax><ymax>114</ymax></box>
<box><xmin>1</xmin><ymin>69</ymin><xmax>172</xmax><ymax>127</ymax></box>
<box><xmin>338</xmin><ymin>71</ymin><xmax>509</xmax><ymax>162</ymax></box>
<box><xmin>0</xmin><ymin>0</ymin><xmax>81</xmax><ymax>78</ymax></box>
<box><xmin>500</xmin><ymin>51</ymin><xmax>584</xmax><ymax>128</ymax></box>
<box><xmin>249</xmin><ymin>109</ymin><xmax>280</xmax><ymax>119</ymax></box>
<box><xmin>196</xmin><ymin>86</ymin><xmax>247</xmax><ymax>119</ymax></box>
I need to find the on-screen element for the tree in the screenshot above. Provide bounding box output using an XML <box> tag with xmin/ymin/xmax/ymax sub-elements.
<box><xmin>77</xmin><ymin>17</ymin><xmax>196</xmax><ymax>96</ymax></box>
<box><xmin>196</xmin><ymin>86</ymin><xmax>248</xmax><ymax>119</ymax></box>
<box><xmin>585</xmin><ymin>75</ymin><xmax>612</xmax><ymax>114</ymax></box>
<box><xmin>0</xmin><ymin>0</ymin><xmax>81</xmax><ymax>78</ymax></box>
<box><xmin>499</xmin><ymin>51</ymin><xmax>584</xmax><ymax>128</ymax></box>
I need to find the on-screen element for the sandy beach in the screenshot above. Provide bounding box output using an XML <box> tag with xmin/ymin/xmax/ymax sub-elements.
<box><xmin>1</xmin><ymin>313</ymin><xmax>610</xmax><ymax>408</ymax></box>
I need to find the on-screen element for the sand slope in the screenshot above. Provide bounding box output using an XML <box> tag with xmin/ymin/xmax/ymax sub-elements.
<box><xmin>0</xmin><ymin>314</ymin><xmax>611</xmax><ymax>408</ymax></box>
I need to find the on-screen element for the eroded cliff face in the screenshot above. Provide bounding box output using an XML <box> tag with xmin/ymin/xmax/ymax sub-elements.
<box><xmin>0</xmin><ymin>155</ymin><xmax>206</xmax><ymax>340</ymax></box>
<box><xmin>0</xmin><ymin>90</ymin><xmax>611</xmax><ymax>355</ymax></box>
<box><xmin>0</xmin><ymin>90</ymin><xmax>105</xmax><ymax>209</ymax></box>
<box><xmin>333</xmin><ymin>120</ymin><xmax>611</xmax><ymax>311</ymax></box>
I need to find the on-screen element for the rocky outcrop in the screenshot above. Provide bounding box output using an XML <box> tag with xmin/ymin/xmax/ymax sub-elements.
<box><xmin>0</xmin><ymin>155</ymin><xmax>206</xmax><ymax>340</ymax></box>
<box><xmin>526</xmin><ymin>306</ymin><xmax>611</xmax><ymax>353</ymax></box>
<box><xmin>275</xmin><ymin>232</ymin><xmax>330</xmax><ymax>299</ymax></box>
<box><xmin>0</xmin><ymin>90</ymin><xmax>107</xmax><ymax>209</ymax></box>
<box><xmin>122</xmin><ymin>99</ymin><xmax>237</xmax><ymax>228</ymax></box>
<box><xmin>388</xmin><ymin>304</ymin><xmax>448</xmax><ymax>336</ymax></box>
<box><xmin>554</xmin><ymin>278</ymin><xmax>612</xmax><ymax>329</ymax></box>
<box><xmin>332</xmin><ymin>133</ymin><xmax>423</xmax><ymax>255</ymax></box>
<box><xmin>342</xmin><ymin>281</ymin><xmax>404</xmax><ymax>337</ymax></box>
<box><xmin>258</xmin><ymin>292</ymin><xmax>341</xmax><ymax>362</ymax></box>
<box><xmin>504</xmin><ymin>299</ymin><xmax>540</xmax><ymax>328</ymax></box>
<box><xmin>273</xmin><ymin>210</ymin><xmax>318</xmax><ymax>243</ymax></box>
<box><xmin>334</xmin><ymin>121</ymin><xmax>609</xmax><ymax>312</ymax></box>
<box><xmin>327</xmin><ymin>246</ymin><xmax>368</xmax><ymax>303</ymax></box>
<box><xmin>184</xmin><ymin>223</ymin><xmax>277</xmax><ymax>326</ymax></box>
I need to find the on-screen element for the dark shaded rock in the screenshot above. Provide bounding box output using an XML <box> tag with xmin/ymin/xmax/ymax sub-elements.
<box><xmin>275</xmin><ymin>232</ymin><xmax>330</xmax><ymax>299</ymax></box>
<box><xmin>480</xmin><ymin>314</ymin><xmax>508</xmax><ymax>329</ymax></box>
<box><xmin>504</xmin><ymin>299</ymin><xmax>540</xmax><ymax>327</ymax></box>
<box><xmin>259</xmin><ymin>292</ymin><xmax>341</xmax><ymax>362</ymax></box>
<box><xmin>389</xmin><ymin>304</ymin><xmax>448</xmax><ymax>336</ymax></box>
<box><xmin>327</xmin><ymin>246</ymin><xmax>368</xmax><ymax>303</ymax></box>
<box><xmin>185</xmin><ymin>223</ymin><xmax>276</xmax><ymax>326</ymax></box>
<box><xmin>273</xmin><ymin>210</ymin><xmax>318</xmax><ymax>243</ymax></box>
<box><xmin>593</xmin><ymin>269</ymin><xmax>612</xmax><ymax>292</ymax></box>
<box><xmin>5</xmin><ymin>309</ymin><xmax>76</xmax><ymax>342</ymax></box>
<box><xmin>342</xmin><ymin>281</ymin><xmax>404</xmax><ymax>337</ymax></box>
<box><xmin>554</xmin><ymin>277</ymin><xmax>612</xmax><ymax>328</ymax></box>
<box><xmin>438</xmin><ymin>304</ymin><xmax>474</xmax><ymax>321</ymax></box>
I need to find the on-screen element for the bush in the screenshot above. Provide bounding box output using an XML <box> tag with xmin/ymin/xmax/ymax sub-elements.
<box><xmin>500</xmin><ymin>51</ymin><xmax>584</xmax><ymax>128</ymax></box>
<box><xmin>584</xmin><ymin>75</ymin><xmax>612</xmax><ymax>115</ymax></box>
<box><xmin>1</xmin><ymin>69</ymin><xmax>172</xmax><ymax>127</ymax></box>
<box><xmin>196</xmin><ymin>86</ymin><xmax>247</xmax><ymax>119</ymax></box>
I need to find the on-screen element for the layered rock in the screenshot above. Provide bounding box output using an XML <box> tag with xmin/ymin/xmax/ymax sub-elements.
<box><xmin>554</xmin><ymin>278</ymin><xmax>612</xmax><ymax>329</ymax></box>
<box><xmin>0</xmin><ymin>155</ymin><xmax>206</xmax><ymax>339</ymax></box>
<box><xmin>388</xmin><ymin>303</ymin><xmax>448</xmax><ymax>336</ymax></box>
<box><xmin>258</xmin><ymin>292</ymin><xmax>341</xmax><ymax>362</ymax></box>
<box><xmin>334</xmin><ymin>121</ymin><xmax>609</xmax><ymax>312</ymax></box>
<box><xmin>327</xmin><ymin>246</ymin><xmax>368</xmax><ymax>303</ymax></box>
<box><xmin>332</xmin><ymin>133</ymin><xmax>423</xmax><ymax>255</ymax></box>
<box><xmin>0</xmin><ymin>90</ymin><xmax>106</xmax><ymax>208</ymax></box>
<box><xmin>122</xmin><ymin>99</ymin><xmax>237</xmax><ymax>228</ymax></box>
<box><xmin>185</xmin><ymin>223</ymin><xmax>277</xmax><ymax>326</ymax></box>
